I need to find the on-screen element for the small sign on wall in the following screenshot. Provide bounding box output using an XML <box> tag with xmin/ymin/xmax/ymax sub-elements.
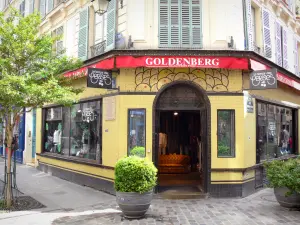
<box><xmin>246</xmin><ymin>96</ymin><xmax>254</xmax><ymax>113</ymax></box>
<box><xmin>250</xmin><ymin>68</ymin><xmax>277</xmax><ymax>90</ymax></box>
<box><xmin>104</xmin><ymin>96</ymin><xmax>116</xmax><ymax>121</ymax></box>
<box><xmin>87</xmin><ymin>68</ymin><xmax>112</xmax><ymax>89</ymax></box>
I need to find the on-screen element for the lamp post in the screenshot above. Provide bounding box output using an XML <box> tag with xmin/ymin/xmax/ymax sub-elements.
<box><xmin>91</xmin><ymin>0</ymin><xmax>111</xmax><ymax>15</ymax></box>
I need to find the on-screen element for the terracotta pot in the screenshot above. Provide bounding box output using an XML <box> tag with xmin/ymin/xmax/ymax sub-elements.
<box><xmin>274</xmin><ymin>187</ymin><xmax>300</xmax><ymax>208</ymax></box>
<box><xmin>116</xmin><ymin>191</ymin><xmax>153</xmax><ymax>219</ymax></box>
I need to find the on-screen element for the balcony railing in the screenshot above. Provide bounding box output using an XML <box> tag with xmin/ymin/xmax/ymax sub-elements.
<box><xmin>90</xmin><ymin>40</ymin><xmax>107</xmax><ymax>58</ymax></box>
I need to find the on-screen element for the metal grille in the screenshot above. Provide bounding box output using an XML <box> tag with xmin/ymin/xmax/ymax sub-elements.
<box><xmin>156</xmin><ymin>84</ymin><xmax>204</xmax><ymax>110</ymax></box>
<box><xmin>90</xmin><ymin>40</ymin><xmax>106</xmax><ymax>58</ymax></box>
<box><xmin>255</xmin><ymin>166</ymin><xmax>267</xmax><ymax>189</ymax></box>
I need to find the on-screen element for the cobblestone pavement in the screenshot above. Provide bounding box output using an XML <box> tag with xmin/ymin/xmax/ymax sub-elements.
<box><xmin>52</xmin><ymin>189</ymin><xmax>300</xmax><ymax>225</ymax></box>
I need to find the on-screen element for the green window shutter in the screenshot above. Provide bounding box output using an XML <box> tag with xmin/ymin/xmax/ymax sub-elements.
<box><xmin>106</xmin><ymin>0</ymin><xmax>116</xmax><ymax>51</ymax></box>
<box><xmin>190</xmin><ymin>0</ymin><xmax>202</xmax><ymax>48</ymax></box>
<box><xmin>40</xmin><ymin>0</ymin><xmax>46</xmax><ymax>18</ymax></box>
<box><xmin>78</xmin><ymin>7</ymin><xmax>89</xmax><ymax>60</ymax></box>
<box><xmin>181</xmin><ymin>0</ymin><xmax>190</xmax><ymax>48</ymax></box>
<box><xmin>159</xmin><ymin>0</ymin><xmax>170</xmax><ymax>48</ymax></box>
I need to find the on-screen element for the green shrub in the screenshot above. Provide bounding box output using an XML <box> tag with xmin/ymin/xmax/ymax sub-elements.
<box><xmin>115</xmin><ymin>156</ymin><xmax>157</xmax><ymax>193</ymax></box>
<box><xmin>130</xmin><ymin>146</ymin><xmax>145</xmax><ymax>158</ymax></box>
<box><xmin>264</xmin><ymin>158</ymin><xmax>300</xmax><ymax>196</ymax></box>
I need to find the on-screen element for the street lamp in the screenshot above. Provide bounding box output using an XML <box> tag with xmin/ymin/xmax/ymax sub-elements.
<box><xmin>91</xmin><ymin>0</ymin><xmax>111</xmax><ymax>15</ymax></box>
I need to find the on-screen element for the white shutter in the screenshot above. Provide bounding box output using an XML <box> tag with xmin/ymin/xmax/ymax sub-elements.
<box><xmin>282</xmin><ymin>28</ymin><xmax>288</xmax><ymax>69</ymax></box>
<box><xmin>29</xmin><ymin>0</ymin><xmax>34</xmax><ymax>14</ymax></box>
<box><xmin>245</xmin><ymin>0</ymin><xmax>253</xmax><ymax>50</ymax></box>
<box><xmin>159</xmin><ymin>0</ymin><xmax>169</xmax><ymax>48</ymax></box>
<box><xmin>66</xmin><ymin>16</ymin><xmax>76</xmax><ymax>57</ymax></box>
<box><xmin>275</xmin><ymin>22</ymin><xmax>282</xmax><ymax>66</ymax></box>
<box><xmin>47</xmin><ymin>0</ymin><xmax>54</xmax><ymax>14</ymax></box>
<box><xmin>74</xmin><ymin>14</ymin><xmax>80</xmax><ymax>57</ymax></box>
<box><xmin>40</xmin><ymin>0</ymin><xmax>46</xmax><ymax>18</ymax></box>
<box><xmin>78</xmin><ymin>7</ymin><xmax>89</xmax><ymax>60</ymax></box>
<box><xmin>262</xmin><ymin>9</ymin><xmax>272</xmax><ymax>58</ymax></box>
<box><xmin>106</xmin><ymin>0</ymin><xmax>116</xmax><ymax>51</ymax></box>
<box><xmin>294</xmin><ymin>38</ymin><xmax>298</xmax><ymax>76</ymax></box>
<box><xmin>56</xmin><ymin>26</ymin><xmax>64</xmax><ymax>55</ymax></box>
<box><xmin>95</xmin><ymin>14</ymin><xmax>104</xmax><ymax>44</ymax></box>
<box><xmin>169</xmin><ymin>0</ymin><xmax>179</xmax><ymax>48</ymax></box>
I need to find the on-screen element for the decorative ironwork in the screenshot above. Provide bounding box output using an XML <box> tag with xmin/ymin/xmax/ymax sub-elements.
<box><xmin>134</xmin><ymin>67</ymin><xmax>230</xmax><ymax>92</ymax></box>
<box><xmin>90</xmin><ymin>40</ymin><xmax>106</xmax><ymax>58</ymax></box>
<box><xmin>255</xmin><ymin>166</ymin><xmax>268</xmax><ymax>189</ymax></box>
<box><xmin>156</xmin><ymin>84</ymin><xmax>205</xmax><ymax>110</ymax></box>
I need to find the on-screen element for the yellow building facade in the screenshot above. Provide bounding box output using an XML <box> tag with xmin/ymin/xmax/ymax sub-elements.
<box><xmin>36</xmin><ymin>52</ymin><xmax>300</xmax><ymax>197</ymax></box>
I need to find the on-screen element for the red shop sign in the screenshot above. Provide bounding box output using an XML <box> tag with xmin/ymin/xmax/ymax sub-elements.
<box><xmin>116</xmin><ymin>56</ymin><xmax>249</xmax><ymax>69</ymax></box>
<box><xmin>64</xmin><ymin>57</ymin><xmax>115</xmax><ymax>78</ymax></box>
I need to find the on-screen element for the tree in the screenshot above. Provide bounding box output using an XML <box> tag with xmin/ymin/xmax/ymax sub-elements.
<box><xmin>0</xmin><ymin>9</ymin><xmax>82</xmax><ymax>208</ymax></box>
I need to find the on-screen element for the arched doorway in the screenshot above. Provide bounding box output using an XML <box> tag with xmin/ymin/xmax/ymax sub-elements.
<box><xmin>153</xmin><ymin>81</ymin><xmax>211</xmax><ymax>193</ymax></box>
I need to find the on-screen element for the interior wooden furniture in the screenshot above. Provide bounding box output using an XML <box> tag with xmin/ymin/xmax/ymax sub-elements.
<box><xmin>158</xmin><ymin>154</ymin><xmax>190</xmax><ymax>174</ymax></box>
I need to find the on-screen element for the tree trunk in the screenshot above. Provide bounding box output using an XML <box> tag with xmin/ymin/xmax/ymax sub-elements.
<box><xmin>4</xmin><ymin>119</ymin><xmax>13</xmax><ymax>208</ymax></box>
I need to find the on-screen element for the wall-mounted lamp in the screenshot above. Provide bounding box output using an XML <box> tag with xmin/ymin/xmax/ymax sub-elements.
<box><xmin>174</xmin><ymin>112</ymin><xmax>178</xmax><ymax>116</ymax></box>
<box><xmin>91</xmin><ymin>0</ymin><xmax>111</xmax><ymax>15</ymax></box>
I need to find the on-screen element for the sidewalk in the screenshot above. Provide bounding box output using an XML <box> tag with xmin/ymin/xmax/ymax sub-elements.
<box><xmin>0</xmin><ymin>158</ymin><xmax>300</xmax><ymax>225</ymax></box>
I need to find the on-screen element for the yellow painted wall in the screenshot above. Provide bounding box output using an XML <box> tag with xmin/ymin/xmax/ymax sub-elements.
<box><xmin>119</xmin><ymin>68</ymin><xmax>243</xmax><ymax>92</ymax></box>
<box><xmin>209</xmin><ymin>96</ymin><xmax>245</xmax><ymax>169</ymax></box>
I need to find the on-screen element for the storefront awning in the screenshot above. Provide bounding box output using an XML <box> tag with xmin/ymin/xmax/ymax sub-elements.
<box><xmin>250</xmin><ymin>59</ymin><xmax>300</xmax><ymax>91</ymax></box>
<box><xmin>64</xmin><ymin>57</ymin><xmax>115</xmax><ymax>78</ymax></box>
<box><xmin>116</xmin><ymin>56</ymin><xmax>249</xmax><ymax>69</ymax></box>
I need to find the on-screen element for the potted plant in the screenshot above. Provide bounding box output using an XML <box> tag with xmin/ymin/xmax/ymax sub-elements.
<box><xmin>264</xmin><ymin>158</ymin><xmax>300</xmax><ymax>208</ymax></box>
<box><xmin>115</xmin><ymin>156</ymin><xmax>157</xmax><ymax>219</ymax></box>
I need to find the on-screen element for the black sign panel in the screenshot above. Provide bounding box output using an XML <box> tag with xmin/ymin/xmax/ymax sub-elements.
<box><xmin>250</xmin><ymin>68</ymin><xmax>277</xmax><ymax>90</ymax></box>
<box><xmin>87</xmin><ymin>68</ymin><xmax>112</xmax><ymax>89</ymax></box>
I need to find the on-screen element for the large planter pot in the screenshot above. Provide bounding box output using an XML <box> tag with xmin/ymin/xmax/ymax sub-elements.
<box><xmin>116</xmin><ymin>191</ymin><xmax>153</xmax><ymax>219</ymax></box>
<box><xmin>274</xmin><ymin>187</ymin><xmax>300</xmax><ymax>208</ymax></box>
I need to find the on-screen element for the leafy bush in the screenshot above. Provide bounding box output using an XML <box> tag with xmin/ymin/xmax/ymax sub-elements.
<box><xmin>115</xmin><ymin>156</ymin><xmax>157</xmax><ymax>193</ymax></box>
<box><xmin>264</xmin><ymin>158</ymin><xmax>300</xmax><ymax>196</ymax></box>
<box><xmin>130</xmin><ymin>146</ymin><xmax>145</xmax><ymax>158</ymax></box>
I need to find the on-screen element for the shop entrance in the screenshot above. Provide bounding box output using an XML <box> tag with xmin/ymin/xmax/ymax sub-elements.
<box><xmin>153</xmin><ymin>81</ymin><xmax>210</xmax><ymax>195</ymax></box>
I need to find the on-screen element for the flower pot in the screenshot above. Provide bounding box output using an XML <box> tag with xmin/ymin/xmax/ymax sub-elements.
<box><xmin>274</xmin><ymin>187</ymin><xmax>300</xmax><ymax>208</ymax></box>
<box><xmin>116</xmin><ymin>190</ymin><xmax>153</xmax><ymax>219</ymax></box>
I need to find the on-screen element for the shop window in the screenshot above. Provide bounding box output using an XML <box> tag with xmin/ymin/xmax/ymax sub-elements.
<box><xmin>256</xmin><ymin>102</ymin><xmax>295</xmax><ymax>163</ymax></box>
<box><xmin>43</xmin><ymin>100</ymin><xmax>102</xmax><ymax>163</ymax></box>
<box><xmin>128</xmin><ymin>109</ymin><xmax>146</xmax><ymax>158</ymax></box>
<box><xmin>44</xmin><ymin>107</ymin><xmax>63</xmax><ymax>154</ymax></box>
<box><xmin>217</xmin><ymin>110</ymin><xmax>235</xmax><ymax>157</ymax></box>
<box><xmin>70</xmin><ymin>101</ymin><xmax>101</xmax><ymax>160</ymax></box>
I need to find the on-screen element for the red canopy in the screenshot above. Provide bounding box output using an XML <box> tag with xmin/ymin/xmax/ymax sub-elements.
<box><xmin>116</xmin><ymin>56</ymin><xmax>249</xmax><ymax>69</ymax></box>
<box><xmin>64</xmin><ymin>57</ymin><xmax>115</xmax><ymax>78</ymax></box>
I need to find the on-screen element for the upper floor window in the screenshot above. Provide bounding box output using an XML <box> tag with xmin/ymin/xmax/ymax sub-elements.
<box><xmin>39</xmin><ymin>0</ymin><xmax>54</xmax><ymax>18</ymax></box>
<box><xmin>19</xmin><ymin>0</ymin><xmax>25</xmax><ymax>17</ymax></box>
<box><xmin>91</xmin><ymin>12</ymin><xmax>107</xmax><ymax>57</ymax></box>
<box><xmin>158</xmin><ymin>0</ymin><xmax>202</xmax><ymax>49</ymax></box>
<box><xmin>52</xmin><ymin>26</ymin><xmax>64</xmax><ymax>55</ymax></box>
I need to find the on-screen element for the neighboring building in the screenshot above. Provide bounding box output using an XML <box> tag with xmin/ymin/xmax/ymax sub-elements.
<box><xmin>1</xmin><ymin>0</ymin><xmax>300</xmax><ymax>197</ymax></box>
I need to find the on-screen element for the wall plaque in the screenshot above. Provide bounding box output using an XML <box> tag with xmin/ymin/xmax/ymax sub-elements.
<box><xmin>87</xmin><ymin>68</ymin><xmax>112</xmax><ymax>89</ymax></box>
<box><xmin>250</xmin><ymin>68</ymin><xmax>277</xmax><ymax>90</ymax></box>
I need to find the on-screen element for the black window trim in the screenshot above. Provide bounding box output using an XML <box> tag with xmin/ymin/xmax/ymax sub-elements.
<box><xmin>42</xmin><ymin>98</ymin><xmax>103</xmax><ymax>164</ymax></box>
<box><xmin>127</xmin><ymin>108</ymin><xmax>146</xmax><ymax>157</ymax></box>
<box><xmin>217</xmin><ymin>109</ymin><xmax>236</xmax><ymax>158</ymax></box>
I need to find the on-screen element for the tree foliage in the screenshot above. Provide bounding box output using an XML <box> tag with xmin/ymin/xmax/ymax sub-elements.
<box><xmin>0</xmin><ymin>8</ymin><xmax>82</xmax><ymax>208</ymax></box>
<box><xmin>0</xmin><ymin>9</ymin><xmax>82</xmax><ymax>114</ymax></box>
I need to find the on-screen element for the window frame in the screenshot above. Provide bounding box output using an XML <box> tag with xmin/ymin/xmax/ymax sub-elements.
<box><xmin>127</xmin><ymin>108</ymin><xmax>146</xmax><ymax>157</ymax></box>
<box><xmin>256</xmin><ymin>100</ymin><xmax>297</xmax><ymax>163</ymax></box>
<box><xmin>217</xmin><ymin>109</ymin><xmax>236</xmax><ymax>158</ymax></box>
<box><xmin>42</xmin><ymin>99</ymin><xmax>103</xmax><ymax>164</ymax></box>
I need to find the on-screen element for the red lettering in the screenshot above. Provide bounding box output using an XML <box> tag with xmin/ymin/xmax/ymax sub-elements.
<box><xmin>176</xmin><ymin>58</ymin><xmax>183</xmax><ymax>65</ymax></box>
<box><xmin>183</xmin><ymin>58</ymin><xmax>190</xmax><ymax>65</ymax></box>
